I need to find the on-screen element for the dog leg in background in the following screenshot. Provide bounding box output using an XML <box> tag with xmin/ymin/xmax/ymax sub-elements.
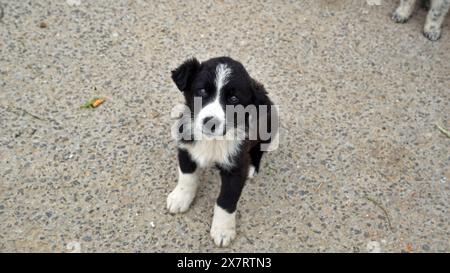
<box><xmin>393</xmin><ymin>0</ymin><xmax>417</xmax><ymax>22</ymax></box>
<box><xmin>211</xmin><ymin>167</ymin><xmax>247</xmax><ymax>247</ymax></box>
<box><xmin>424</xmin><ymin>0</ymin><xmax>450</xmax><ymax>40</ymax></box>
<box><xmin>167</xmin><ymin>149</ymin><xmax>198</xmax><ymax>213</ymax></box>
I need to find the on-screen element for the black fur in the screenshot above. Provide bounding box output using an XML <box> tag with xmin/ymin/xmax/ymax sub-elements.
<box><xmin>178</xmin><ymin>148</ymin><xmax>197</xmax><ymax>174</ymax></box>
<box><xmin>171</xmin><ymin>58</ymin><xmax>200</xmax><ymax>92</ymax></box>
<box><xmin>217</xmin><ymin>158</ymin><xmax>249</xmax><ymax>213</ymax></box>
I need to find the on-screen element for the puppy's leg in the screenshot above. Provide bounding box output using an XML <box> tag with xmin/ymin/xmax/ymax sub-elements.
<box><xmin>167</xmin><ymin>149</ymin><xmax>198</xmax><ymax>213</ymax></box>
<box><xmin>211</xmin><ymin>166</ymin><xmax>247</xmax><ymax>247</ymax></box>
<box><xmin>424</xmin><ymin>0</ymin><xmax>450</xmax><ymax>40</ymax></box>
<box><xmin>393</xmin><ymin>0</ymin><xmax>417</xmax><ymax>23</ymax></box>
<box><xmin>248</xmin><ymin>144</ymin><xmax>265</xmax><ymax>179</ymax></box>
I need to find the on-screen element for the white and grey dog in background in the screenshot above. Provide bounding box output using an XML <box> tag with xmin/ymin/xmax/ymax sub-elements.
<box><xmin>393</xmin><ymin>0</ymin><xmax>450</xmax><ymax>40</ymax></box>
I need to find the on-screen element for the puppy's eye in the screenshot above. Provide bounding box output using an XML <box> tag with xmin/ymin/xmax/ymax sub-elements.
<box><xmin>197</xmin><ymin>88</ymin><xmax>207</xmax><ymax>96</ymax></box>
<box><xmin>228</xmin><ymin>95</ymin><xmax>239</xmax><ymax>104</ymax></box>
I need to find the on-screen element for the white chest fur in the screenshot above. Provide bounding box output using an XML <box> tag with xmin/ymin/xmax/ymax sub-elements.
<box><xmin>180</xmin><ymin>139</ymin><xmax>241</xmax><ymax>169</ymax></box>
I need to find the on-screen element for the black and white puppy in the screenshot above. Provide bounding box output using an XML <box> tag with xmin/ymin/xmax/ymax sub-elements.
<box><xmin>393</xmin><ymin>0</ymin><xmax>450</xmax><ymax>41</ymax></box>
<box><xmin>167</xmin><ymin>56</ymin><xmax>278</xmax><ymax>247</ymax></box>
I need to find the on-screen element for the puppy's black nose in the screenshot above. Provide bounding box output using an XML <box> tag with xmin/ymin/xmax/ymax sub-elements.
<box><xmin>202</xmin><ymin>116</ymin><xmax>221</xmax><ymax>133</ymax></box>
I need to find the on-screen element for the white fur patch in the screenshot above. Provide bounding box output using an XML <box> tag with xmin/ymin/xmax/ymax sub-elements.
<box><xmin>196</xmin><ymin>99</ymin><xmax>225</xmax><ymax>135</ymax></box>
<box><xmin>248</xmin><ymin>165</ymin><xmax>256</xmax><ymax>179</ymax></box>
<box><xmin>167</xmin><ymin>168</ymin><xmax>198</xmax><ymax>213</ymax></box>
<box><xmin>179</xmin><ymin>138</ymin><xmax>241</xmax><ymax>169</ymax></box>
<box><xmin>210</xmin><ymin>204</ymin><xmax>236</xmax><ymax>247</ymax></box>
<box><xmin>215</xmin><ymin>63</ymin><xmax>231</xmax><ymax>93</ymax></box>
<box><xmin>393</xmin><ymin>0</ymin><xmax>415</xmax><ymax>19</ymax></box>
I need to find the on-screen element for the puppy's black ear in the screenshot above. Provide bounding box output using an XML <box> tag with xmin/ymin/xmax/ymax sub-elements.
<box><xmin>251</xmin><ymin>78</ymin><xmax>277</xmax><ymax>143</ymax></box>
<box><xmin>251</xmin><ymin>79</ymin><xmax>271</xmax><ymax>106</ymax></box>
<box><xmin>171</xmin><ymin>58</ymin><xmax>200</xmax><ymax>92</ymax></box>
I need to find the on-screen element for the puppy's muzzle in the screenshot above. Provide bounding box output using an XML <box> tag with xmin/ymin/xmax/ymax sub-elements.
<box><xmin>202</xmin><ymin>116</ymin><xmax>224</xmax><ymax>136</ymax></box>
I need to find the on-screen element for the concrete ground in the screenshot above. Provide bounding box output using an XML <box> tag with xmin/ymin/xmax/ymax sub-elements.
<box><xmin>0</xmin><ymin>0</ymin><xmax>449</xmax><ymax>253</ymax></box>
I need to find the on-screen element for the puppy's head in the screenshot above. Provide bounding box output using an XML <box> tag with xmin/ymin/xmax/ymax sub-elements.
<box><xmin>172</xmin><ymin>57</ymin><xmax>268</xmax><ymax>140</ymax></box>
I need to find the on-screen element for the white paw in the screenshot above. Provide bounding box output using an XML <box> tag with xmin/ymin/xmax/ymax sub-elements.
<box><xmin>423</xmin><ymin>27</ymin><xmax>441</xmax><ymax>41</ymax></box>
<box><xmin>210</xmin><ymin>204</ymin><xmax>236</xmax><ymax>247</ymax></box>
<box><xmin>392</xmin><ymin>10</ymin><xmax>410</xmax><ymax>23</ymax></box>
<box><xmin>247</xmin><ymin>165</ymin><xmax>256</xmax><ymax>179</ymax></box>
<box><xmin>166</xmin><ymin>186</ymin><xmax>196</xmax><ymax>214</ymax></box>
<box><xmin>392</xmin><ymin>5</ymin><xmax>413</xmax><ymax>23</ymax></box>
<box><xmin>211</xmin><ymin>224</ymin><xmax>236</xmax><ymax>247</ymax></box>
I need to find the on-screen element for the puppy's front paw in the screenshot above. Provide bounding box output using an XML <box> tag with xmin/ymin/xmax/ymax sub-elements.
<box><xmin>210</xmin><ymin>204</ymin><xmax>236</xmax><ymax>247</ymax></box>
<box><xmin>211</xmin><ymin>224</ymin><xmax>236</xmax><ymax>247</ymax></box>
<box><xmin>423</xmin><ymin>29</ymin><xmax>441</xmax><ymax>41</ymax></box>
<box><xmin>166</xmin><ymin>186</ymin><xmax>196</xmax><ymax>214</ymax></box>
<box><xmin>392</xmin><ymin>11</ymin><xmax>410</xmax><ymax>23</ymax></box>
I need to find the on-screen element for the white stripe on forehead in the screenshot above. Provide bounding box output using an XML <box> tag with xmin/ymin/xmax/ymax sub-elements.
<box><xmin>214</xmin><ymin>64</ymin><xmax>232</xmax><ymax>94</ymax></box>
<box><xmin>194</xmin><ymin>63</ymin><xmax>230</xmax><ymax>135</ymax></box>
